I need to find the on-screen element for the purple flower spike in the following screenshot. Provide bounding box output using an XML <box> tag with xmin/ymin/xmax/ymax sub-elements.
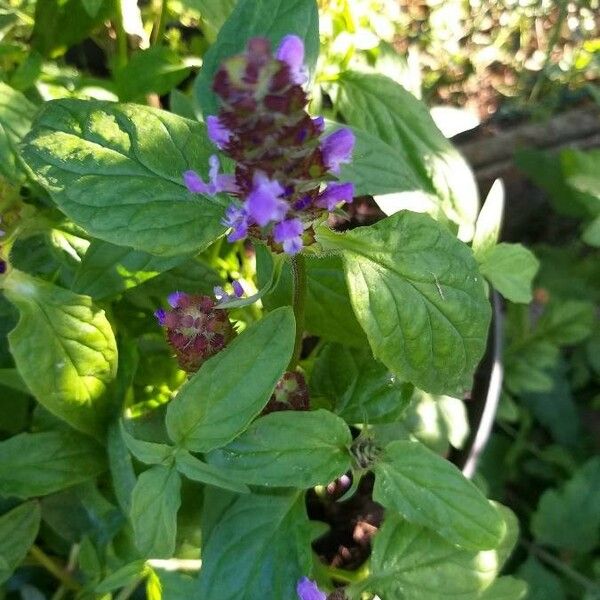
<box><xmin>296</xmin><ymin>577</ymin><xmax>326</xmax><ymax>600</ymax></box>
<box><xmin>276</xmin><ymin>35</ymin><xmax>308</xmax><ymax>85</ymax></box>
<box><xmin>274</xmin><ymin>218</ymin><xmax>303</xmax><ymax>255</ymax></box>
<box><xmin>321</xmin><ymin>128</ymin><xmax>355</xmax><ymax>174</ymax></box>
<box><xmin>246</xmin><ymin>172</ymin><xmax>287</xmax><ymax>227</ymax></box>
<box><xmin>317</xmin><ymin>182</ymin><xmax>355</xmax><ymax>211</ymax></box>
<box><xmin>206</xmin><ymin>115</ymin><xmax>232</xmax><ymax>149</ymax></box>
<box><xmin>232</xmin><ymin>280</ymin><xmax>244</xmax><ymax>297</ymax></box>
<box><xmin>154</xmin><ymin>308</ymin><xmax>166</xmax><ymax>325</ymax></box>
<box><xmin>223</xmin><ymin>204</ymin><xmax>249</xmax><ymax>242</ymax></box>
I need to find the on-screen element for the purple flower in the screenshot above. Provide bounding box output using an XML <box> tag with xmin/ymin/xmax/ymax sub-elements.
<box><xmin>214</xmin><ymin>280</ymin><xmax>245</xmax><ymax>303</ymax></box>
<box><xmin>296</xmin><ymin>577</ymin><xmax>326</xmax><ymax>600</ymax></box>
<box><xmin>276</xmin><ymin>35</ymin><xmax>308</xmax><ymax>85</ymax></box>
<box><xmin>321</xmin><ymin>128</ymin><xmax>355</xmax><ymax>174</ymax></box>
<box><xmin>232</xmin><ymin>280</ymin><xmax>244</xmax><ymax>297</ymax></box>
<box><xmin>167</xmin><ymin>291</ymin><xmax>185</xmax><ymax>308</ymax></box>
<box><xmin>312</xmin><ymin>116</ymin><xmax>325</xmax><ymax>132</ymax></box>
<box><xmin>273</xmin><ymin>218</ymin><xmax>303</xmax><ymax>255</ymax></box>
<box><xmin>184</xmin><ymin>155</ymin><xmax>238</xmax><ymax>196</ymax></box>
<box><xmin>222</xmin><ymin>204</ymin><xmax>249</xmax><ymax>242</ymax></box>
<box><xmin>154</xmin><ymin>308</ymin><xmax>166</xmax><ymax>325</ymax></box>
<box><xmin>206</xmin><ymin>115</ymin><xmax>232</xmax><ymax>149</ymax></box>
<box><xmin>316</xmin><ymin>182</ymin><xmax>355</xmax><ymax>211</ymax></box>
<box><xmin>245</xmin><ymin>172</ymin><xmax>287</xmax><ymax>227</ymax></box>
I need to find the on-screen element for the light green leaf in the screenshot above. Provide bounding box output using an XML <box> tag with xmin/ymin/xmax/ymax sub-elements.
<box><xmin>194</xmin><ymin>0</ymin><xmax>319</xmax><ymax>117</ymax></box>
<box><xmin>478</xmin><ymin>243</ymin><xmax>539</xmax><ymax>304</ymax></box>
<box><xmin>183</xmin><ymin>0</ymin><xmax>237</xmax><ymax>43</ymax></box>
<box><xmin>0</xmin><ymin>502</ymin><xmax>41</xmax><ymax>584</ymax></box>
<box><xmin>130</xmin><ymin>465</ymin><xmax>181</xmax><ymax>559</ymax></box>
<box><xmin>536</xmin><ymin>301</ymin><xmax>595</xmax><ymax>346</ymax></box>
<box><xmin>518</xmin><ymin>557</ymin><xmax>566</xmax><ymax>600</ymax></box>
<box><xmin>166</xmin><ymin>307</ymin><xmax>295</xmax><ymax>452</ymax></box>
<box><xmin>72</xmin><ymin>240</ymin><xmax>188</xmax><ymax>300</ymax></box>
<box><xmin>107</xmin><ymin>422</ymin><xmax>137</xmax><ymax>514</ymax></box>
<box><xmin>373</xmin><ymin>440</ymin><xmax>506</xmax><ymax>551</ymax></box>
<box><xmin>175</xmin><ymin>450</ymin><xmax>250</xmax><ymax>494</ymax></box>
<box><xmin>3</xmin><ymin>270</ymin><xmax>118</xmax><ymax>436</ymax></box>
<box><xmin>114</xmin><ymin>46</ymin><xmax>192</xmax><ymax>102</ymax></box>
<box><xmin>197</xmin><ymin>491</ymin><xmax>313</xmax><ymax>600</ymax></box>
<box><xmin>472</xmin><ymin>179</ymin><xmax>505</xmax><ymax>258</ymax></box>
<box><xmin>0</xmin><ymin>368</ymin><xmax>29</xmax><ymax>394</ymax></box>
<box><xmin>206</xmin><ymin>410</ymin><xmax>352</xmax><ymax>487</ymax></box>
<box><xmin>20</xmin><ymin>99</ymin><xmax>226</xmax><ymax>256</ymax></box>
<box><xmin>333</xmin><ymin>71</ymin><xmax>479</xmax><ymax>238</ymax></box>
<box><xmin>479</xmin><ymin>577</ymin><xmax>528</xmax><ymax>599</ymax></box>
<box><xmin>562</xmin><ymin>148</ymin><xmax>600</xmax><ymax>200</ymax></box>
<box><xmin>363</xmin><ymin>509</ymin><xmax>516</xmax><ymax>599</ymax></box>
<box><xmin>0</xmin><ymin>431</ymin><xmax>105</xmax><ymax>498</ymax></box>
<box><xmin>319</xmin><ymin>211</ymin><xmax>491</xmax><ymax>395</ymax></box>
<box><xmin>120</xmin><ymin>422</ymin><xmax>175</xmax><ymax>466</ymax></box>
<box><xmin>310</xmin><ymin>343</ymin><xmax>413</xmax><ymax>424</ymax></box>
<box><xmin>0</xmin><ymin>82</ymin><xmax>36</xmax><ymax>183</ymax></box>
<box><xmin>531</xmin><ymin>457</ymin><xmax>600</xmax><ymax>553</ymax></box>
<box><xmin>582</xmin><ymin>215</ymin><xmax>600</xmax><ymax>247</ymax></box>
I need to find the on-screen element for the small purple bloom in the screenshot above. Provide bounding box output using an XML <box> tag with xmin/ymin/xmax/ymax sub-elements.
<box><xmin>296</xmin><ymin>577</ymin><xmax>326</xmax><ymax>600</ymax></box>
<box><xmin>321</xmin><ymin>128</ymin><xmax>355</xmax><ymax>174</ymax></box>
<box><xmin>316</xmin><ymin>182</ymin><xmax>355</xmax><ymax>211</ymax></box>
<box><xmin>222</xmin><ymin>204</ymin><xmax>249</xmax><ymax>242</ymax></box>
<box><xmin>276</xmin><ymin>35</ymin><xmax>308</xmax><ymax>85</ymax></box>
<box><xmin>273</xmin><ymin>218</ymin><xmax>303</xmax><ymax>255</ymax></box>
<box><xmin>206</xmin><ymin>115</ymin><xmax>232</xmax><ymax>149</ymax></box>
<box><xmin>232</xmin><ymin>280</ymin><xmax>244</xmax><ymax>297</ymax></box>
<box><xmin>168</xmin><ymin>291</ymin><xmax>185</xmax><ymax>308</ymax></box>
<box><xmin>245</xmin><ymin>172</ymin><xmax>287</xmax><ymax>227</ymax></box>
<box><xmin>312</xmin><ymin>116</ymin><xmax>325</xmax><ymax>132</ymax></box>
<box><xmin>154</xmin><ymin>308</ymin><xmax>166</xmax><ymax>325</ymax></box>
<box><xmin>184</xmin><ymin>155</ymin><xmax>238</xmax><ymax>197</ymax></box>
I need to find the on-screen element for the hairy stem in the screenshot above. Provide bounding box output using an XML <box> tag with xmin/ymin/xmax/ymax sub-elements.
<box><xmin>150</xmin><ymin>0</ymin><xmax>168</xmax><ymax>46</ymax></box>
<box><xmin>288</xmin><ymin>253</ymin><xmax>307</xmax><ymax>370</ymax></box>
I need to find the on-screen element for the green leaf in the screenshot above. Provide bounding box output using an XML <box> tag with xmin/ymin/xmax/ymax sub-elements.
<box><xmin>20</xmin><ymin>99</ymin><xmax>226</xmax><ymax>256</ymax></box>
<box><xmin>114</xmin><ymin>46</ymin><xmax>192</xmax><ymax>102</ymax></box>
<box><xmin>531</xmin><ymin>457</ymin><xmax>600</xmax><ymax>553</ymax></box>
<box><xmin>333</xmin><ymin>122</ymin><xmax>423</xmax><ymax>197</ymax></box>
<box><xmin>472</xmin><ymin>179</ymin><xmax>505</xmax><ymax>259</ymax></box>
<box><xmin>194</xmin><ymin>0</ymin><xmax>319</xmax><ymax>117</ymax></box>
<box><xmin>0</xmin><ymin>368</ymin><xmax>29</xmax><ymax>394</ymax></box>
<box><xmin>175</xmin><ymin>449</ymin><xmax>250</xmax><ymax>494</ymax></box>
<box><xmin>95</xmin><ymin>560</ymin><xmax>146</xmax><ymax>594</ymax></box>
<box><xmin>536</xmin><ymin>300</ymin><xmax>595</xmax><ymax>345</ymax></box>
<box><xmin>478</xmin><ymin>243</ymin><xmax>539</xmax><ymax>304</ymax></box>
<box><xmin>130</xmin><ymin>465</ymin><xmax>181</xmax><ymax>558</ymax></box>
<box><xmin>184</xmin><ymin>0</ymin><xmax>237</xmax><ymax>43</ymax></box>
<box><xmin>363</xmin><ymin>509</ymin><xmax>516</xmax><ymax>600</ymax></box>
<box><xmin>582</xmin><ymin>215</ymin><xmax>600</xmax><ymax>247</ymax></box>
<box><xmin>518</xmin><ymin>557</ymin><xmax>566</xmax><ymax>600</ymax></box>
<box><xmin>3</xmin><ymin>270</ymin><xmax>118</xmax><ymax>436</ymax></box>
<box><xmin>310</xmin><ymin>343</ymin><xmax>413</xmax><ymax>424</ymax></box>
<box><xmin>0</xmin><ymin>502</ymin><xmax>41</xmax><ymax>585</ymax></box>
<box><xmin>562</xmin><ymin>148</ymin><xmax>600</xmax><ymax>200</ymax></box>
<box><xmin>0</xmin><ymin>82</ymin><xmax>36</xmax><ymax>183</ymax></box>
<box><xmin>206</xmin><ymin>410</ymin><xmax>351</xmax><ymax>487</ymax></box>
<box><xmin>72</xmin><ymin>240</ymin><xmax>188</xmax><ymax>300</ymax></box>
<box><xmin>319</xmin><ymin>211</ymin><xmax>491</xmax><ymax>395</ymax></box>
<box><xmin>120</xmin><ymin>422</ymin><xmax>175</xmax><ymax>466</ymax></box>
<box><xmin>166</xmin><ymin>307</ymin><xmax>294</xmax><ymax>452</ymax></box>
<box><xmin>197</xmin><ymin>491</ymin><xmax>313</xmax><ymax>599</ymax></box>
<box><xmin>31</xmin><ymin>0</ymin><xmax>116</xmax><ymax>57</ymax></box>
<box><xmin>333</xmin><ymin>71</ymin><xmax>479</xmax><ymax>238</ymax></box>
<box><xmin>0</xmin><ymin>431</ymin><xmax>105</xmax><ymax>498</ymax></box>
<box><xmin>260</xmin><ymin>251</ymin><xmax>366</xmax><ymax>347</ymax></box>
<box><xmin>107</xmin><ymin>422</ymin><xmax>137</xmax><ymax>515</ymax></box>
<box><xmin>373</xmin><ymin>440</ymin><xmax>505</xmax><ymax>551</ymax></box>
<box><xmin>479</xmin><ymin>577</ymin><xmax>528</xmax><ymax>600</ymax></box>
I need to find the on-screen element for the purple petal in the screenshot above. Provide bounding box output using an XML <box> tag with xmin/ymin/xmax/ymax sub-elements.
<box><xmin>167</xmin><ymin>291</ymin><xmax>185</xmax><ymax>308</ymax></box>
<box><xmin>223</xmin><ymin>204</ymin><xmax>249</xmax><ymax>242</ymax></box>
<box><xmin>276</xmin><ymin>35</ymin><xmax>308</xmax><ymax>85</ymax></box>
<box><xmin>206</xmin><ymin>115</ymin><xmax>232</xmax><ymax>149</ymax></box>
<box><xmin>232</xmin><ymin>280</ymin><xmax>244</xmax><ymax>297</ymax></box>
<box><xmin>273</xmin><ymin>218</ymin><xmax>303</xmax><ymax>242</ymax></box>
<box><xmin>296</xmin><ymin>577</ymin><xmax>326</xmax><ymax>600</ymax></box>
<box><xmin>317</xmin><ymin>182</ymin><xmax>355</xmax><ymax>211</ymax></box>
<box><xmin>321</xmin><ymin>128</ymin><xmax>355</xmax><ymax>174</ymax></box>
<box><xmin>312</xmin><ymin>116</ymin><xmax>325</xmax><ymax>132</ymax></box>
<box><xmin>246</xmin><ymin>172</ymin><xmax>287</xmax><ymax>227</ymax></box>
<box><xmin>154</xmin><ymin>308</ymin><xmax>166</xmax><ymax>325</ymax></box>
<box><xmin>283</xmin><ymin>236</ymin><xmax>303</xmax><ymax>255</ymax></box>
<box><xmin>183</xmin><ymin>170</ymin><xmax>211</xmax><ymax>195</ymax></box>
<box><xmin>213</xmin><ymin>286</ymin><xmax>226</xmax><ymax>301</ymax></box>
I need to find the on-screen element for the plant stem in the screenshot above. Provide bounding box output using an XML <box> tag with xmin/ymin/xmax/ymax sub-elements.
<box><xmin>114</xmin><ymin>0</ymin><xmax>128</xmax><ymax>70</ymax></box>
<box><xmin>29</xmin><ymin>545</ymin><xmax>82</xmax><ymax>592</ymax></box>
<box><xmin>521</xmin><ymin>539</ymin><xmax>599</xmax><ymax>592</ymax></box>
<box><xmin>288</xmin><ymin>253</ymin><xmax>307</xmax><ymax>370</ymax></box>
<box><xmin>150</xmin><ymin>0</ymin><xmax>168</xmax><ymax>47</ymax></box>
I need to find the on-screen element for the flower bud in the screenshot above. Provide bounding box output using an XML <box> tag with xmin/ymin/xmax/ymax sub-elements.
<box><xmin>262</xmin><ymin>371</ymin><xmax>309</xmax><ymax>414</ymax></box>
